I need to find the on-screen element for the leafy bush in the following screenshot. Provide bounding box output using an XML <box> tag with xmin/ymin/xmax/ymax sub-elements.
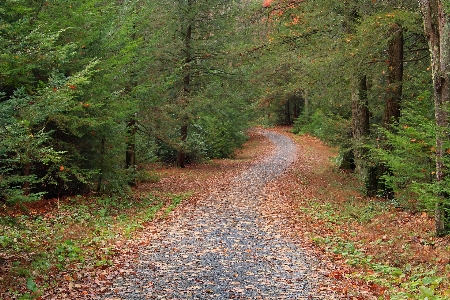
<box><xmin>0</xmin><ymin>63</ymin><xmax>100</xmax><ymax>202</ymax></box>
<box><xmin>293</xmin><ymin>108</ymin><xmax>351</xmax><ymax>147</ymax></box>
<box><xmin>369</xmin><ymin>92</ymin><xmax>442</xmax><ymax>212</ymax></box>
<box><xmin>196</xmin><ymin>115</ymin><xmax>248</xmax><ymax>159</ymax></box>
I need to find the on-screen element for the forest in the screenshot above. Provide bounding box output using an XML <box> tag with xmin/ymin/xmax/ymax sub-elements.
<box><xmin>1</xmin><ymin>0</ymin><xmax>450</xmax><ymax>298</ymax></box>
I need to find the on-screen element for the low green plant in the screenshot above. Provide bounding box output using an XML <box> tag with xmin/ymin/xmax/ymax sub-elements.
<box><xmin>341</xmin><ymin>199</ymin><xmax>390</xmax><ymax>224</ymax></box>
<box><xmin>164</xmin><ymin>192</ymin><xmax>192</xmax><ymax>216</ymax></box>
<box><xmin>315</xmin><ymin>233</ymin><xmax>448</xmax><ymax>298</ymax></box>
<box><xmin>55</xmin><ymin>240</ymin><xmax>84</xmax><ymax>268</ymax></box>
<box><xmin>304</xmin><ymin>200</ymin><xmax>449</xmax><ymax>298</ymax></box>
<box><xmin>0</xmin><ymin>193</ymin><xmax>167</xmax><ymax>298</ymax></box>
<box><xmin>293</xmin><ymin>109</ymin><xmax>351</xmax><ymax>147</ymax></box>
<box><xmin>136</xmin><ymin>170</ymin><xmax>161</xmax><ymax>183</ymax></box>
<box><xmin>144</xmin><ymin>201</ymin><xmax>164</xmax><ymax>222</ymax></box>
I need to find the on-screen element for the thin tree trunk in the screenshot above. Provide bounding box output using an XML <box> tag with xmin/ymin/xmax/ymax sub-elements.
<box><xmin>126</xmin><ymin>116</ymin><xmax>137</xmax><ymax>185</ymax></box>
<box><xmin>303</xmin><ymin>90</ymin><xmax>309</xmax><ymax>117</ymax></box>
<box><xmin>419</xmin><ymin>0</ymin><xmax>450</xmax><ymax>235</ymax></box>
<box><xmin>177</xmin><ymin>7</ymin><xmax>193</xmax><ymax>168</ymax></box>
<box><xmin>378</xmin><ymin>23</ymin><xmax>404</xmax><ymax>199</ymax></box>
<box><xmin>341</xmin><ymin>6</ymin><xmax>361</xmax><ymax>173</ymax></box>
<box><xmin>22</xmin><ymin>162</ymin><xmax>31</xmax><ymax>196</ymax></box>
<box><xmin>126</xmin><ymin>15</ymin><xmax>138</xmax><ymax>183</ymax></box>
<box><xmin>286</xmin><ymin>99</ymin><xmax>291</xmax><ymax>124</ymax></box>
<box><xmin>96</xmin><ymin>137</ymin><xmax>106</xmax><ymax>193</ymax></box>
<box><xmin>293</xmin><ymin>95</ymin><xmax>300</xmax><ymax>120</ymax></box>
<box><xmin>352</xmin><ymin>75</ymin><xmax>371</xmax><ymax>191</ymax></box>
<box><xmin>176</xmin><ymin>122</ymin><xmax>188</xmax><ymax>168</ymax></box>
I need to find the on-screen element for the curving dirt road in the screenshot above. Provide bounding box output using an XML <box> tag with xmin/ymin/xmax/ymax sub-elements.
<box><xmin>101</xmin><ymin>130</ymin><xmax>337</xmax><ymax>299</ymax></box>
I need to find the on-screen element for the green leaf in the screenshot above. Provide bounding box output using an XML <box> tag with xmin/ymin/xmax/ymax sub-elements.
<box><xmin>419</xmin><ymin>286</ymin><xmax>434</xmax><ymax>297</ymax></box>
<box><xmin>26</xmin><ymin>277</ymin><xmax>37</xmax><ymax>292</ymax></box>
<box><xmin>405</xmin><ymin>263</ymin><xmax>411</xmax><ymax>272</ymax></box>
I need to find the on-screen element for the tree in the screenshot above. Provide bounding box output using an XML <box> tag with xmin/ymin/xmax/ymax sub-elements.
<box><xmin>138</xmin><ymin>0</ymin><xmax>251</xmax><ymax>167</ymax></box>
<box><xmin>352</xmin><ymin>75</ymin><xmax>371</xmax><ymax>186</ymax></box>
<box><xmin>419</xmin><ymin>0</ymin><xmax>450</xmax><ymax>235</ymax></box>
<box><xmin>0</xmin><ymin>0</ymin><xmax>106</xmax><ymax>201</ymax></box>
<box><xmin>384</xmin><ymin>24</ymin><xmax>404</xmax><ymax>129</ymax></box>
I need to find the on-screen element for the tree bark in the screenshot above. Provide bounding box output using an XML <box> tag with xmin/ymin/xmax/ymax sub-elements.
<box><xmin>285</xmin><ymin>98</ymin><xmax>291</xmax><ymax>124</ymax></box>
<box><xmin>126</xmin><ymin>16</ymin><xmax>138</xmax><ymax>184</ymax></box>
<box><xmin>22</xmin><ymin>162</ymin><xmax>31</xmax><ymax>196</ymax></box>
<box><xmin>177</xmin><ymin>6</ymin><xmax>193</xmax><ymax>168</ymax></box>
<box><xmin>176</xmin><ymin>121</ymin><xmax>188</xmax><ymax>168</ymax></box>
<box><xmin>126</xmin><ymin>116</ymin><xmax>137</xmax><ymax>185</ymax></box>
<box><xmin>377</xmin><ymin>23</ymin><xmax>404</xmax><ymax>199</ymax></box>
<box><xmin>340</xmin><ymin>6</ymin><xmax>361</xmax><ymax>173</ymax></box>
<box><xmin>383</xmin><ymin>24</ymin><xmax>404</xmax><ymax>128</ymax></box>
<box><xmin>352</xmin><ymin>75</ymin><xmax>371</xmax><ymax>190</ymax></box>
<box><xmin>419</xmin><ymin>0</ymin><xmax>450</xmax><ymax>235</ymax></box>
<box><xmin>96</xmin><ymin>137</ymin><xmax>106</xmax><ymax>193</ymax></box>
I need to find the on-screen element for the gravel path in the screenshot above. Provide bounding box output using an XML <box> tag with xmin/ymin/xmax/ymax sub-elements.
<box><xmin>103</xmin><ymin>130</ymin><xmax>327</xmax><ymax>299</ymax></box>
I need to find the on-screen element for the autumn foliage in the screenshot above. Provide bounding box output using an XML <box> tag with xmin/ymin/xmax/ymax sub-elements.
<box><xmin>262</xmin><ymin>0</ymin><xmax>273</xmax><ymax>7</ymax></box>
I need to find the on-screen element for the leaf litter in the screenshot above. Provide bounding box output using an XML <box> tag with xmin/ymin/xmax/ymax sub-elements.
<box><xmin>45</xmin><ymin>128</ymin><xmax>347</xmax><ymax>299</ymax></box>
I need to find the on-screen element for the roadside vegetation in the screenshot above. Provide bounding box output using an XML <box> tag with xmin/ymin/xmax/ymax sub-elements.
<box><xmin>278</xmin><ymin>129</ymin><xmax>450</xmax><ymax>299</ymax></box>
<box><xmin>0</xmin><ymin>189</ymin><xmax>185</xmax><ymax>299</ymax></box>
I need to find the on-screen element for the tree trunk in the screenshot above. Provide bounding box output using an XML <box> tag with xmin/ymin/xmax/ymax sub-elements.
<box><xmin>96</xmin><ymin>137</ymin><xmax>106</xmax><ymax>193</ymax></box>
<box><xmin>285</xmin><ymin>98</ymin><xmax>291</xmax><ymax>124</ymax></box>
<box><xmin>177</xmin><ymin>10</ymin><xmax>193</xmax><ymax>168</ymax></box>
<box><xmin>22</xmin><ymin>162</ymin><xmax>31</xmax><ymax>196</ymax></box>
<box><xmin>378</xmin><ymin>23</ymin><xmax>404</xmax><ymax>199</ymax></box>
<box><xmin>293</xmin><ymin>94</ymin><xmax>300</xmax><ymax>120</ymax></box>
<box><xmin>340</xmin><ymin>6</ymin><xmax>361</xmax><ymax>173</ymax></box>
<box><xmin>419</xmin><ymin>0</ymin><xmax>450</xmax><ymax>236</ymax></box>
<box><xmin>303</xmin><ymin>90</ymin><xmax>309</xmax><ymax>118</ymax></box>
<box><xmin>126</xmin><ymin>116</ymin><xmax>137</xmax><ymax>185</ymax></box>
<box><xmin>126</xmin><ymin>17</ymin><xmax>138</xmax><ymax>184</ymax></box>
<box><xmin>352</xmin><ymin>75</ymin><xmax>371</xmax><ymax>192</ymax></box>
<box><xmin>176</xmin><ymin>121</ymin><xmax>188</xmax><ymax>168</ymax></box>
<box><xmin>383</xmin><ymin>24</ymin><xmax>404</xmax><ymax>128</ymax></box>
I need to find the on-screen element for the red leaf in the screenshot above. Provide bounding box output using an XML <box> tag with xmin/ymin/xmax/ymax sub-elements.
<box><xmin>262</xmin><ymin>0</ymin><xmax>273</xmax><ymax>7</ymax></box>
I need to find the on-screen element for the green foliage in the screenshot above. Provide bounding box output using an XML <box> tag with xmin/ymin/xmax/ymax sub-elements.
<box><xmin>369</xmin><ymin>89</ymin><xmax>440</xmax><ymax>212</ymax></box>
<box><xmin>0</xmin><ymin>58</ymin><xmax>101</xmax><ymax>200</ymax></box>
<box><xmin>26</xmin><ymin>277</ymin><xmax>37</xmax><ymax>292</ymax></box>
<box><xmin>55</xmin><ymin>240</ymin><xmax>84</xmax><ymax>267</ymax></box>
<box><xmin>193</xmin><ymin>93</ymin><xmax>249</xmax><ymax>159</ymax></box>
<box><xmin>1</xmin><ymin>0</ymin><xmax>255</xmax><ymax>203</ymax></box>
<box><xmin>293</xmin><ymin>109</ymin><xmax>351</xmax><ymax>147</ymax></box>
<box><xmin>258</xmin><ymin>0</ymin><xmax>449</xmax><ymax>229</ymax></box>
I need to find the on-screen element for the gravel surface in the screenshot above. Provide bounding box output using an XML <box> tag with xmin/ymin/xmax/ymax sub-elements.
<box><xmin>103</xmin><ymin>130</ymin><xmax>329</xmax><ymax>299</ymax></box>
